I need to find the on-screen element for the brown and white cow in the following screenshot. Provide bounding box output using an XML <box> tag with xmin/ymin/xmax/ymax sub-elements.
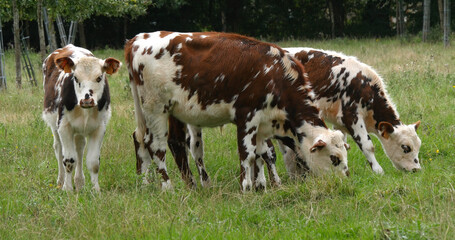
<box><xmin>125</xmin><ymin>31</ymin><xmax>349</xmax><ymax>191</ymax></box>
<box><xmin>42</xmin><ymin>44</ymin><xmax>121</xmax><ymax>191</ymax></box>
<box><xmin>281</xmin><ymin>47</ymin><xmax>421</xmax><ymax>176</ymax></box>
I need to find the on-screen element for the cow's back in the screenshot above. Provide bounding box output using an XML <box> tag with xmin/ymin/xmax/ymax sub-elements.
<box><xmin>125</xmin><ymin>32</ymin><xmax>314</xmax><ymax>127</ymax></box>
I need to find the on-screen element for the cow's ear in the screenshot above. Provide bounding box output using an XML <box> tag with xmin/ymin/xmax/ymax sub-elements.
<box><xmin>310</xmin><ymin>139</ymin><xmax>326</xmax><ymax>153</ymax></box>
<box><xmin>413</xmin><ymin>120</ymin><xmax>421</xmax><ymax>131</ymax></box>
<box><xmin>378</xmin><ymin>121</ymin><xmax>394</xmax><ymax>139</ymax></box>
<box><xmin>103</xmin><ymin>58</ymin><xmax>122</xmax><ymax>75</ymax></box>
<box><xmin>55</xmin><ymin>57</ymin><xmax>75</xmax><ymax>73</ymax></box>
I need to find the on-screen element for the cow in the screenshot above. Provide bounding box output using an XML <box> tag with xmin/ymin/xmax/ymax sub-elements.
<box><xmin>125</xmin><ymin>31</ymin><xmax>349</xmax><ymax>191</ymax></box>
<box><xmin>42</xmin><ymin>44</ymin><xmax>121</xmax><ymax>191</ymax></box>
<box><xmin>280</xmin><ymin>47</ymin><xmax>421</xmax><ymax>177</ymax></box>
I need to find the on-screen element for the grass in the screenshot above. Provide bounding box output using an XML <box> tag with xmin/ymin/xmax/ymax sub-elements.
<box><xmin>1</xmin><ymin>38</ymin><xmax>455</xmax><ymax>239</ymax></box>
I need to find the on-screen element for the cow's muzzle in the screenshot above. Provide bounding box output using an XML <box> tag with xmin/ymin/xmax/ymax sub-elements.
<box><xmin>80</xmin><ymin>99</ymin><xmax>95</xmax><ymax>108</ymax></box>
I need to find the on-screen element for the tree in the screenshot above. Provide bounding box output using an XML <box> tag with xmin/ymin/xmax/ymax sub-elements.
<box><xmin>328</xmin><ymin>0</ymin><xmax>345</xmax><ymax>38</ymax></box>
<box><xmin>443</xmin><ymin>0</ymin><xmax>450</xmax><ymax>47</ymax></box>
<box><xmin>438</xmin><ymin>0</ymin><xmax>444</xmax><ymax>30</ymax></box>
<box><xmin>396</xmin><ymin>0</ymin><xmax>405</xmax><ymax>37</ymax></box>
<box><xmin>423</xmin><ymin>0</ymin><xmax>431</xmax><ymax>42</ymax></box>
<box><xmin>37</xmin><ymin>0</ymin><xmax>46</xmax><ymax>61</ymax></box>
<box><xmin>12</xmin><ymin>0</ymin><xmax>21</xmax><ymax>88</ymax></box>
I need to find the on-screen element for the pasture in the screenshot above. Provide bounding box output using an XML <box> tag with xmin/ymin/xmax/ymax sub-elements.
<box><xmin>1</xmin><ymin>38</ymin><xmax>454</xmax><ymax>239</ymax></box>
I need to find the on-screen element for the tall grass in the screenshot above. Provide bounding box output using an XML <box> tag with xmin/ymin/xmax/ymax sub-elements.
<box><xmin>1</xmin><ymin>38</ymin><xmax>454</xmax><ymax>239</ymax></box>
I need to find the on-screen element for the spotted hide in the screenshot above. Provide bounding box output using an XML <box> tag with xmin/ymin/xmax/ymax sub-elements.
<box><xmin>282</xmin><ymin>47</ymin><xmax>421</xmax><ymax>176</ymax></box>
<box><xmin>125</xmin><ymin>31</ymin><xmax>349</xmax><ymax>191</ymax></box>
<box><xmin>42</xmin><ymin>44</ymin><xmax>121</xmax><ymax>191</ymax></box>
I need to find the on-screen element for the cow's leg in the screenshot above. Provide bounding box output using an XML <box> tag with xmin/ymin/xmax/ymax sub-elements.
<box><xmin>133</xmin><ymin>130</ymin><xmax>153</xmax><ymax>185</ymax></box>
<box><xmin>253</xmin><ymin>140</ymin><xmax>268</xmax><ymax>191</ymax></box>
<box><xmin>58</xmin><ymin>124</ymin><xmax>77</xmax><ymax>191</ymax></box>
<box><xmin>236</xmin><ymin>121</ymin><xmax>257</xmax><ymax>192</ymax></box>
<box><xmin>145</xmin><ymin>115</ymin><xmax>172</xmax><ymax>190</ymax></box>
<box><xmin>263</xmin><ymin>139</ymin><xmax>281</xmax><ymax>187</ymax></box>
<box><xmin>85</xmin><ymin>126</ymin><xmax>107</xmax><ymax>192</ymax></box>
<box><xmin>168</xmin><ymin>116</ymin><xmax>196</xmax><ymax>188</ymax></box>
<box><xmin>74</xmin><ymin>135</ymin><xmax>86</xmax><ymax>191</ymax></box>
<box><xmin>188</xmin><ymin>125</ymin><xmax>210</xmax><ymax>187</ymax></box>
<box><xmin>344</xmin><ymin>117</ymin><xmax>384</xmax><ymax>174</ymax></box>
<box><xmin>51</xmin><ymin>129</ymin><xmax>65</xmax><ymax>187</ymax></box>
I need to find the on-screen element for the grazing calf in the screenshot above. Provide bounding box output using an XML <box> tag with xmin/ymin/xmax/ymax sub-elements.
<box><xmin>282</xmin><ymin>47</ymin><xmax>421</xmax><ymax>176</ymax></box>
<box><xmin>125</xmin><ymin>31</ymin><xmax>349</xmax><ymax>191</ymax></box>
<box><xmin>42</xmin><ymin>44</ymin><xmax>121</xmax><ymax>191</ymax></box>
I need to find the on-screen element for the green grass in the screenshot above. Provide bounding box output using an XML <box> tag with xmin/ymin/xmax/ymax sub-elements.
<box><xmin>1</xmin><ymin>38</ymin><xmax>455</xmax><ymax>239</ymax></box>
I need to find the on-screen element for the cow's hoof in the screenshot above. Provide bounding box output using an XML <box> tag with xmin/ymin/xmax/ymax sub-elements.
<box><xmin>92</xmin><ymin>185</ymin><xmax>101</xmax><ymax>193</ymax></box>
<box><xmin>255</xmin><ymin>183</ymin><xmax>266</xmax><ymax>192</ymax></box>
<box><xmin>62</xmin><ymin>184</ymin><xmax>73</xmax><ymax>192</ymax></box>
<box><xmin>200</xmin><ymin>178</ymin><xmax>211</xmax><ymax>188</ymax></box>
<box><xmin>74</xmin><ymin>176</ymin><xmax>85</xmax><ymax>191</ymax></box>
<box><xmin>161</xmin><ymin>180</ymin><xmax>173</xmax><ymax>191</ymax></box>
<box><xmin>372</xmin><ymin>165</ymin><xmax>384</xmax><ymax>175</ymax></box>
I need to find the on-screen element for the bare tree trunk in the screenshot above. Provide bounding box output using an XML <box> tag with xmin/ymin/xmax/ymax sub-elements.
<box><xmin>123</xmin><ymin>17</ymin><xmax>128</xmax><ymax>43</ymax></box>
<box><xmin>48</xmin><ymin>17</ymin><xmax>58</xmax><ymax>51</ymax></box>
<box><xmin>438</xmin><ymin>0</ymin><xmax>444</xmax><ymax>30</ymax></box>
<box><xmin>443</xmin><ymin>0</ymin><xmax>450</xmax><ymax>47</ymax></box>
<box><xmin>328</xmin><ymin>0</ymin><xmax>335</xmax><ymax>39</ymax></box>
<box><xmin>37</xmin><ymin>0</ymin><xmax>47</xmax><ymax>61</ymax></box>
<box><xmin>78</xmin><ymin>21</ymin><xmax>87</xmax><ymax>48</ymax></box>
<box><xmin>396</xmin><ymin>0</ymin><xmax>405</xmax><ymax>37</ymax></box>
<box><xmin>221</xmin><ymin>11</ymin><xmax>226</xmax><ymax>32</ymax></box>
<box><xmin>12</xmin><ymin>0</ymin><xmax>21</xmax><ymax>89</ymax></box>
<box><xmin>423</xmin><ymin>0</ymin><xmax>431</xmax><ymax>42</ymax></box>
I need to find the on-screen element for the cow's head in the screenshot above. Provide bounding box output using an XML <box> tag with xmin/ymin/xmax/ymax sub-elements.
<box><xmin>378</xmin><ymin>121</ymin><xmax>422</xmax><ymax>172</ymax></box>
<box><xmin>55</xmin><ymin>56</ymin><xmax>121</xmax><ymax>108</ymax></box>
<box><xmin>299</xmin><ymin>128</ymin><xmax>349</xmax><ymax>177</ymax></box>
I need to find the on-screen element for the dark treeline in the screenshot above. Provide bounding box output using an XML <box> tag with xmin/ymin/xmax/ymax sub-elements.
<box><xmin>1</xmin><ymin>0</ymin><xmax>454</xmax><ymax>50</ymax></box>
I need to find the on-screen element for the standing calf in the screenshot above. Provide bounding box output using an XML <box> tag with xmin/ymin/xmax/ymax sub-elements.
<box><xmin>125</xmin><ymin>31</ymin><xmax>349</xmax><ymax>191</ymax></box>
<box><xmin>282</xmin><ymin>47</ymin><xmax>421</xmax><ymax>176</ymax></box>
<box><xmin>42</xmin><ymin>45</ymin><xmax>121</xmax><ymax>191</ymax></box>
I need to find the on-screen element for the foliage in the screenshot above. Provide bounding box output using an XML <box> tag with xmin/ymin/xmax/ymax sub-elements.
<box><xmin>1</xmin><ymin>39</ymin><xmax>455</xmax><ymax>239</ymax></box>
<box><xmin>0</xmin><ymin>0</ymin><xmax>153</xmax><ymax>22</ymax></box>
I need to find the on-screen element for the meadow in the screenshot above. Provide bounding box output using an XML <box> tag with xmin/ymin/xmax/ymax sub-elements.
<box><xmin>0</xmin><ymin>38</ymin><xmax>454</xmax><ymax>239</ymax></box>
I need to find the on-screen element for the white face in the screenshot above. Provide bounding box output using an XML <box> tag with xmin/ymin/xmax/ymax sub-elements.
<box><xmin>72</xmin><ymin>57</ymin><xmax>106</xmax><ymax>108</ymax></box>
<box><xmin>381</xmin><ymin>124</ymin><xmax>422</xmax><ymax>172</ymax></box>
<box><xmin>303</xmin><ymin>129</ymin><xmax>350</xmax><ymax>177</ymax></box>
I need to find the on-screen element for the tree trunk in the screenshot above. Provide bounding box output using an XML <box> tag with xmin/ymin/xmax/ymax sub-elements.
<box><xmin>423</xmin><ymin>0</ymin><xmax>431</xmax><ymax>42</ymax></box>
<box><xmin>78</xmin><ymin>21</ymin><xmax>87</xmax><ymax>48</ymax></box>
<box><xmin>221</xmin><ymin>10</ymin><xmax>226</xmax><ymax>32</ymax></box>
<box><xmin>396</xmin><ymin>0</ymin><xmax>405</xmax><ymax>37</ymax></box>
<box><xmin>328</xmin><ymin>0</ymin><xmax>345</xmax><ymax>38</ymax></box>
<box><xmin>37</xmin><ymin>0</ymin><xmax>47</xmax><ymax>61</ymax></box>
<box><xmin>48</xmin><ymin>17</ymin><xmax>58</xmax><ymax>51</ymax></box>
<box><xmin>328</xmin><ymin>0</ymin><xmax>335</xmax><ymax>38</ymax></box>
<box><xmin>443</xmin><ymin>0</ymin><xmax>450</xmax><ymax>47</ymax></box>
<box><xmin>123</xmin><ymin>17</ymin><xmax>128</xmax><ymax>44</ymax></box>
<box><xmin>438</xmin><ymin>0</ymin><xmax>444</xmax><ymax>30</ymax></box>
<box><xmin>12</xmin><ymin>0</ymin><xmax>21</xmax><ymax>89</ymax></box>
<box><xmin>226</xmin><ymin>0</ymin><xmax>241</xmax><ymax>33</ymax></box>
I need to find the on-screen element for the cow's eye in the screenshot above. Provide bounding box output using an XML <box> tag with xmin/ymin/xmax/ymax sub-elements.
<box><xmin>96</xmin><ymin>76</ymin><xmax>103</xmax><ymax>82</ymax></box>
<box><xmin>74</xmin><ymin>76</ymin><xmax>79</xmax><ymax>83</ymax></box>
<box><xmin>401</xmin><ymin>145</ymin><xmax>411</xmax><ymax>153</ymax></box>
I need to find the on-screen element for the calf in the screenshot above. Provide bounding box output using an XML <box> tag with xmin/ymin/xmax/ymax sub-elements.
<box><xmin>125</xmin><ymin>31</ymin><xmax>349</xmax><ymax>191</ymax></box>
<box><xmin>282</xmin><ymin>47</ymin><xmax>421</xmax><ymax>176</ymax></box>
<box><xmin>42</xmin><ymin>44</ymin><xmax>121</xmax><ymax>191</ymax></box>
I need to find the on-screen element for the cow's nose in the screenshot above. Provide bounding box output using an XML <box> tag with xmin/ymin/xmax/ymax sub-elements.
<box><xmin>85</xmin><ymin>93</ymin><xmax>90</xmax><ymax>100</ymax></box>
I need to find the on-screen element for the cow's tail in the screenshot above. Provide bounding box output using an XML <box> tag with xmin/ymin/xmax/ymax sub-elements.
<box><xmin>131</xmin><ymin>80</ymin><xmax>146</xmax><ymax>144</ymax></box>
